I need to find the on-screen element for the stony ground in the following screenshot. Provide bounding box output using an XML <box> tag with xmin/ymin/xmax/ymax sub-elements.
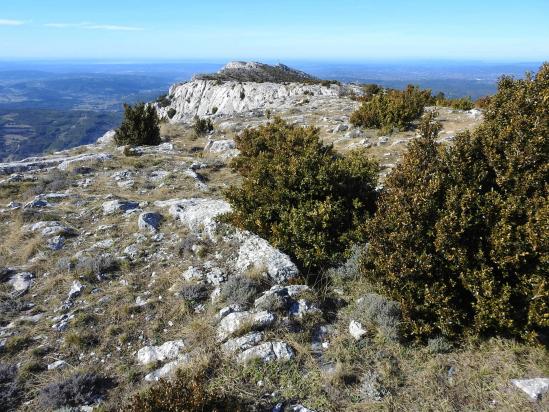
<box><xmin>0</xmin><ymin>96</ymin><xmax>547</xmax><ymax>411</ymax></box>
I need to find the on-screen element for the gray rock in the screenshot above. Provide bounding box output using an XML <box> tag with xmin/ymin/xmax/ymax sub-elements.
<box><xmin>223</xmin><ymin>331</ymin><xmax>264</xmax><ymax>353</ymax></box>
<box><xmin>144</xmin><ymin>360</ymin><xmax>187</xmax><ymax>382</ymax></box>
<box><xmin>204</xmin><ymin>139</ymin><xmax>236</xmax><ymax>153</ymax></box>
<box><xmin>511</xmin><ymin>378</ymin><xmax>549</xmax><ymax>400</ymax></box>
<box><xmin>47</xmin><ymin>360</ymin><xmax>68</xmax><ymax>370</ymax></box>
<box><xmin>47</xmin><ymin>235</ymin><xmax>65</xmax><ymax>250</ymax></box>
<box><xmin>137</xmin><ymin>340</ymin><xmax>186</xmax><ymax>365</ymax></box>
<box><xmin>288</xmin><ymin>299</ymin><xmax>321</xmax><ymax>319</ymax></box>
<box><xmin>68</xmin><ymin>280</ymin><xmax>84</xmax><ymax>299</ymax></box>
<box><xmin>0</xmin><ymin>152</ymin><xmax>112</xmax><ymax>175</ymax></box>
<box><xmin>8</xmin><ymin>272</ymin><xmax>33</xmax><ymax>293</ymax></box>
<box><xmin>217</xmin><ymin>310</ymin><xmax>276</xmax><ymax>341</ymax></box>
<box><xmin>24</xmin><ymin>199</ymin><xmax>50</xmax><ymax>209</ymax></box>
<box><xmin>102</xmin><ymin>199</ymin><xmax>140</xmax><ymax>215</ymax></box>
<box><xmin>237</xmin><ymin>341</ymin><xmax>294</xmax><ymax>363</ymax></box>
<box><xmin>332</xmin><ymin>123</ymin><xmax>349</xmax><ymax>133</ymax></box>
<box><xmin>24</xmin><ymin>221</ymin><xmax>78</xmax><ymax>238</ymax></box>
<box><xmin>52</xmin><ymin>313</ymin><xmax>74</xmax><ymax>332</ymax></box>
<box><xmin>233</xmin><ymin>230</ymin><xmax>299</xmax><ymax>284</ymax></box>
<box><xmin>96</xmin><ymin>130</ymin><xmax>116</xmax><ymax>145</ymax></box>
<box><xmin>290</xmin><ymin>405</ymin><xmax>316</xmax><ymax>412</ymax></box>
<box><xmin>138</xmin><ymin>212</ymin><xmax>163</xmax><ymax>233</ymax></box>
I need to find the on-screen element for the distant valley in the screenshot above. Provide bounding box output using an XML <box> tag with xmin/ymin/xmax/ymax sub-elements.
<box><xmin>0</xmin><ymin>60</ymin><xmax>541</xmax><ymax>161</ymax></box>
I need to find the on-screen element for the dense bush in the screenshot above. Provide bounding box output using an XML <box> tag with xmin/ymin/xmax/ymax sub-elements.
<box><xmin>435</xmin><ymin>95</ymin><xmax>475</xmax><ymax>110</ymax></box>
<box><xmin>38</xmin><ymin>372</ymin><xmax>113</xmax><ymax>409</ymax></box>
<box><xmin>363</xmin><ymin>64</ymin><xmax>549</xmax><ymax>343</ymax></box>
<box><xmin>192</xmin><ymin>115</ymin><xmax>214</xmax><ymax>137</ymax></box>
<box><xmin>115</xmin><ymin>102</ymin><xmax>161</xmax><ymax>146</ymax></box>
<box><xmin>350</xmin><ymin>85</ymin><xmax>431</xmax><ymax>133</ymax></box>
<box><xmin>225</xmin><ymin>118</ymin><xmax>378</xmax><ymax>274</ymax></box>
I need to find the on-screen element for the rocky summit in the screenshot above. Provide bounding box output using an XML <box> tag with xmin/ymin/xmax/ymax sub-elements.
<box><xmin>0</xmin><ymin>62</ymin><xmax>546</xmax><ymax>412</ymax></box>
<box><xmin>155</xmin><ymin>61</ymin><xmax>360</xmax><ymax>122</ymax></box>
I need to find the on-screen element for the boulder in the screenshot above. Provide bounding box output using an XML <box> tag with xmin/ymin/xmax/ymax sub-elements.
<box><xmin>138</xmin><ymin>212</ymin><xmax>163</xmax><ymax>233</ymax></box>
<box><xmin>137</xmin><ymin>340</ymin><xmax>186</xmax><ymax>365</ymax></box>
<box><xmin>237</xmin><ymin>341</ymin><xmax>294</xmax><ymax>363</ymax></box>
<box><xmin>24</xmin><ymin>221</ymin><xmax>78</xmax><ymax>238</ymax></box>
<box><xmin>233</xmin><ymin>230</ymin><xmax>299</xmax><ymax>283</ymax></box>
<box><xmin>8</xmin><ymin>272</ymin><xmax>33</xmax><ymax>293</ymax></box>
<box><xmin>96</xmin><ymin>130</ymin><xmax>116</xmax><ymax>145</ymax></box>
<box><xmin>154</xmin><ymin>198</ymin><xmax>231</xmax><ymax>238</ymax></box>
<box><xmin>204</xmin><ymin>139</ymin><xmax>236</xmax><ymax>153</ymax></box>
<box><xmin>47</xmin><ymin>360</ymin><xmax>68</xmax><ymax>370</ymax></box>
<box><xmin>144</xmin><ymin>360</ymin><xmax>185</xmax><ymax>382</ymax></box>
<box><xmin>68</xmin><ymin>280</ymin><xmax>84</xmax><ymax>299</ymax></box>
<box><xmin>102</xmin><ymin>199</ymin><xmax>140</xmax><ymax>215</ymax></box>
<box><xmin>217</xmin><ymin>310</ymin><xmax>275</xmax><ymax>341</ymax></box>
<box><xmin>223</xmin><ymin>331</ymin><xmax>264</xmax><ymax>353</ymax></box>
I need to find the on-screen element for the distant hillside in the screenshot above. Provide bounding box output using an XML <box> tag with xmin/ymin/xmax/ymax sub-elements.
<box><xmin>0</xmin><ymin>109</ymin><xmax>119</xmax><ymax>161</ymax></box>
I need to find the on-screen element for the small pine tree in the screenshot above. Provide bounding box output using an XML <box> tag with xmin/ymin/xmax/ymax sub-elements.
<box><xmin>115</xmin><ymin>102</ymin><xmax>160</xmax><ymax>146</ymax></box>
<box><xmin>191</xmin><ymin>116</ymin><xmax>214</xmax><ymax>137</ymax></box>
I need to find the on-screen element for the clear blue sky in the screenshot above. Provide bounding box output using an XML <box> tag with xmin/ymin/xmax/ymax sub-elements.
<box><xmin>0</xmin><ymin>0</ymin><xmax>547</xmax><ymax>61</ymax></box>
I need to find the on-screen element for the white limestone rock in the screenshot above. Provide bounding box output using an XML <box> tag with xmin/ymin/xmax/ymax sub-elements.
<box><xmin>138</xmin><ymin>212</ymin><xmax>163</xmax><ymax>233</ymax></box>
<box><xmin>137</xmin><ymin>340</ymin><xmax>186</xmax><ymax>365</ymax></box>
<box><xmin>68</xmin><ymin>280</ymin><xmax>84</xmax><ymax>299</ymax></box>
<box><xmin>233</xmin><ymin>230</ymin><xmax>299</xmax><ymax>283</ymax></box>
<box><xmin>48</xmin><ymin>360</ymin><xmax>68</xmax><ymax>370</ymax></box>
<box><xmin>96</xmin><ymin>130</ymin><xmax>116</xmax><ymax>145</ymax></box>
<box><xmin>349</xmin><ymin>320</ymin><xmax>367</xmax><ymax>341</ymax></box>
<box><xmin>8</xmin><ymin>272</ymin><xmax>33</xmax><ymax>293</ymax></box>
<box><xmin>154</xmin><ymin>198</ymin><xmax>231</xmax><ymax>238</ymax></box>
<box><xmin>24</xmin><ymin>221</ymin><xmax>78</xmax><ymax>238</ymax></box>
<box><xmin>102</xmin><ymin>199</ymin><xmax>140</xmax><ymax>215</ymax></box>
<box><xmin>144</xmin><ymin>360</ymin><xmax>185</xmax><ymax>382</ymax></box>
<box><xmin>511</xmin><ymin>378</ymin><xmax>549</xmax><ymax>400</ymax></box>
<box><xmin>223</xmin><ymin>331</ymin><xmax>264</xmax><ymax>354</ymax></box>
<box><xmin>237</xmin><ymin>341</ymin><xmax>294</xmax><ymax>363</ymax></box>
<box><xmin>0</xmin><ymin>152</ymin><xmax>112</xmax><ymax>175</ymax></box>
<box><xmin>217</xmin><ymin>310</ymin><xmax>275</xmax><ymax>341</ymax></box>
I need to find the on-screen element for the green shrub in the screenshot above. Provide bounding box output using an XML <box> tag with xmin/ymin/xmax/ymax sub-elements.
<box><xmin>225</xmin><ymin>118</ymin><xmax>378</xmax><ymax>275</ymax></box>
<box><xmin>156</xmin><ymin>94</ymin><xmax>172</xmax><ymax>108</ymax></box>
<box><xmin>192</xmin><ymin>116</ymin><xmax>214</xmax><ymax>137</ymax></box>
<box><xmin>436</xmin><ymin>96</ymin><xmax>475</xmax><ymax>110</ymax></box>
<box><xmin>350</xmin><ymin>85</ymin><xmax>431</xmax><ymax>132</ymax></box>
<box><xmin>363</xmin><ymin>64</ymin><xmax>549</xmax><ymax>343</ymax></box>
<box><xmin>115</xmin><ymin>102</ymin><xmax>161</xmax><ymax>146</ymax></box>
<box><xmin>211</xmin><ymin>106</ymin><xmax>218</xmax><ymax>114</ymax></box>
<box><xmin>167</xmin><ymin>108</ymin><xmax>177</xmax><ymax>119</ymax></box>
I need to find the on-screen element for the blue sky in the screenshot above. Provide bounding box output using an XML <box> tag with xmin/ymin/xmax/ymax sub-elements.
<box><xmin>0</xmin><ymin>0</ymin><xmax>547</xmax><ymax>61</ymax></box>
